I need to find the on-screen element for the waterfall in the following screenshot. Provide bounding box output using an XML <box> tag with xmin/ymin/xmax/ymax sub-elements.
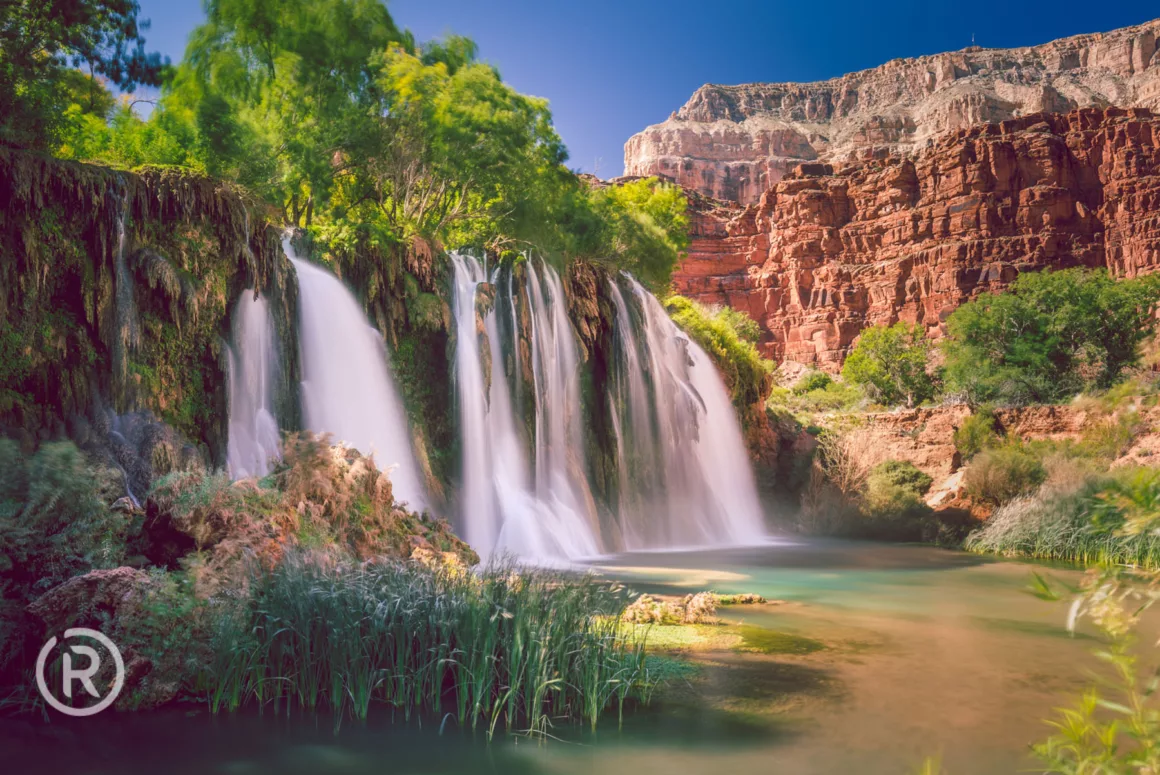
<box><xmin>450</xmin><ymin>255</ymin><xmax>600</xmax><ymax>563</ymax></box>
<box><xmin>609</xmin><ymin>275</ymin><xmax>766</xmax><ymax>548</ymax></box>
<box><xmin>289</xmin><ymin>240</ymin><xmax>428</xmax><ymax>511</ymax></box>
<box><xmin>226</xmin><ymin>291</ymin><xmax>281</xmax><ymax>479</ymax></box>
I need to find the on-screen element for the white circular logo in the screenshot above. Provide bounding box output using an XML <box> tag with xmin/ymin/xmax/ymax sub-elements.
<box><xmin>35</xmin><ymin>628</ymin><xmax>125</xmax><ymax>717</ymax></box>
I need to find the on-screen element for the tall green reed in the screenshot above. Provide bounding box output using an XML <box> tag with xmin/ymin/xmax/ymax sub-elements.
<box><xmin>204</xmin><ymin>552</ymin><xmax>652</xmax><ymax>737</ymax></box>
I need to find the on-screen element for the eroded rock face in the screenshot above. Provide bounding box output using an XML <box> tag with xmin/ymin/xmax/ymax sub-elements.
<box><xmin>625</xmin><ymin>18</ymin><xmax>1160</xmax><ymax>204</ymax></box>
<box><xmin>674</xmin><ymin>108</ymin><xmax>1160</xmax><ymax>367</ymax></box>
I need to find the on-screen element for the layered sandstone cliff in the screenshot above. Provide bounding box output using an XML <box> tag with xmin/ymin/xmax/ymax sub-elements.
<box><xmin>626</xmin><ymin>19</ymin><xmax>1160</xmax><ymax>204</ymax></box>
<box><xmin>673</xmin><ymin>107</ymin><xmax>1160</xmax><ymax>367</ymax></box>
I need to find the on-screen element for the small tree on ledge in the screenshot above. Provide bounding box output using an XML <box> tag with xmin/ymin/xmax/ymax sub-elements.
<box><xmin>841</xmin><ymin>322</ymin><xmax>935</xmax><ymax>408</ymax></box>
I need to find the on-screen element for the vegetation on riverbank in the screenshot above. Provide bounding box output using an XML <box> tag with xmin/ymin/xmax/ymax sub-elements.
<box><xmin>0</xmin><ymin>432</ymin><xmax>652</xmax><ymax>732</ymax></box>
<box><xmin>763</xmin><ymin>268</ymin><xmax>1160</xmax><ymax>555</ymax></box>
<box><xmin>208</xmin><ymin>554</ymin><xmax>651</xmax><ymax>734</ymax></box>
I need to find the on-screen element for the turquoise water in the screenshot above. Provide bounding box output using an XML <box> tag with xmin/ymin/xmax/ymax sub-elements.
<box><xmin>2</xmin><ymin>540</ymin><xmax>1101</xmax><ymax>774</ymax></box>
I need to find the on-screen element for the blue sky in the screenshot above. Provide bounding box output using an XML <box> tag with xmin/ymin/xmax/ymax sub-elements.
<box><xmin>136</xmin><ymin>1</ymin><xmax>1158</xmax><ymax>177</ymax></box>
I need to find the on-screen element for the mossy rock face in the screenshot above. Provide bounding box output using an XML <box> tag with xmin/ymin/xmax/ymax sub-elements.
<box><xmin>0</xmin><ymin>148</ymin><xmax>298</xmax><ymax>466</ymax></box>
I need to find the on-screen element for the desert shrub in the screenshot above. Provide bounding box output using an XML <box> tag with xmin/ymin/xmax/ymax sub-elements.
<box><xmin>860</xmin><ymin>478</ymin><xmax>933</xmax><ymax>540</ymax></box>
<box><xmin>954</xmin><ymin>407</ymin><xmax>998</xmax><ymax>460</ymax></box>
<box><xmin>206</xmin><ymin>552</ymin><xmax>652</xmax><ymax>734</ymax></box>
<box><xmin>962</xmin><ymin>443</ymin><xmax>1047</xmax><ymax>505</ymax></box>
<box><xmin>857</xmin><ymin>460</ymin><xmax>936</xmax><ymax>541</ymax></box>
<box><xmin>867</xmin><ymin>459</ymin><xmax>933</xmax><ymax>497</ymax></box>
<box><xmin>793</xmin><ymin>370</ymin><xmax>834</xmax><ymax>395</ymax></box>
<box><xmin>809</xmin><ymin>428</ymin><xmax>886</xmax><ymax>500</ymax></box>
<box><xmin>1076</xmin><ymin>409</ymin><xmax>1146</xmax><ymax>461</ymax></box>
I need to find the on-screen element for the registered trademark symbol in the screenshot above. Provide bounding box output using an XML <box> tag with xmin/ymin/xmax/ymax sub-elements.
<box><xmin>35</xmin><ymin>628</ymin><xmax>125</xmax><ymax>717</ymax></box>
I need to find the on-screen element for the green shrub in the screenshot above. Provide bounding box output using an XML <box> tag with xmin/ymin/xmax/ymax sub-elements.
<box><xmin>868</xmin><ymin>459</ymin><xmax>933</xmax><ymax>497</ymax></box>
<box><xmin>954</xmin><ymin>407</ymin><xmax>999</xmax><ymax>460</ymax></box>
<box><xmin>793</xmin><ymin>370</ymin><xmax>834</xmax><ymax>395</ymax></box>
<box><xmin>841</xmin><ymin>322</ymin><xmax>935</xmax><ymax>408</ymax></box>
<box><xmin>767</xmin><ymin>378</ymin><xmax>865</xmax><ymax>419</ymax></box>
<box><xmin>942</xmin><ymin>268</ymin><xmax>1160</xmax><ymax>405</ymax></box>
<box><xmin>0</xmin><ymin>441</ymin><xmax>127</xmax><ymax>593</ymax></box>
<box><xmin>962</xmin><ymin>444</ymin><xmax>1047</xmax><ymax>505</ymax></box>
<box><xmin>666</xmin><ymin>296</ymin><xmax>772</xmax><ymax>408</ymax></box>
<box><xmin>0</xmin><ymin>440</ymin><xmax>129</xmax><ymax>672</ymax></box>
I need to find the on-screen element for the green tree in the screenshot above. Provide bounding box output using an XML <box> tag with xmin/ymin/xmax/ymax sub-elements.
<box><xmin>942</xmin><ymin>268</ymin><xmax>1160</xmax><ymax>405</ymax></box>
<box><xmin>841</xmin><ymin>322</ymin><xmax>934</xmax><ymax>407</ymax></box>
<box><xmin>0</xmin><ymin>0</ymin><xmax>167</xmax><ymax>148</ymax></box>
<box><xmin>585</xmin><ymin>178</ymin><xmax>689</xmax><ymax>290</ymax></box>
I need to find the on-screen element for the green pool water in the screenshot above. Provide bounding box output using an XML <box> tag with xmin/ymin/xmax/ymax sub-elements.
<box><xmin>2</xmin><ymin>540</ymin><xmax>1108</xmax><ymax>774</ymax></box>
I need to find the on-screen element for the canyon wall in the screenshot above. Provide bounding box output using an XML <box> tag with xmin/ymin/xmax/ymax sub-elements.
<box><xmin>673</xmin><ymin>107</ymin><xmax>1160</xmax><ymax>368</ymax></box>
<box><xmin>625</xmin><ymin>18</ymin><xmax>1160</xmax><ymax>204</ymax></box>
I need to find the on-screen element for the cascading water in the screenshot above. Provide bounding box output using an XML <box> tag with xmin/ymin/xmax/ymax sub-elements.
<box><xmin>226</xmin><ymin>291</ymin><xmax>281</xmax><ymax>479</ymax></box>
<box><xmin>289</xmin><ymin>240</ymin><xmax>428</xmax><ymax>511</ymax></box>
<box><xmin>451</xmin><ymin>255</ymin><xmax>600</xmax><ymax>563</ymax></box>
<box><xmin>608</xmin><ymin>275</ymin><xmax>766</xmax><ymax>549</ymax></box>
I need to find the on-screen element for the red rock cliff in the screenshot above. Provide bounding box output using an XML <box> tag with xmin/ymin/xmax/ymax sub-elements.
<box><xmin>673</xmin><ymin>108</ymin><xmax>1160</xmax><ymax>368</ymax></box>
<box><xmin>626</xmin><ymin>18</ymin><xmax>1160</xmax><ymax>204</ymax></box>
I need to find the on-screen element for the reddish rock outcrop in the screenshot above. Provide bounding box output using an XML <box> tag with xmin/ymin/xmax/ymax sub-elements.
<box><xmin>674</xmin><ymin>108</ymin><xmax>1160</xmax><ymax>367</ymax></box>
<box><xmin>626</xmin><ymin>18</ymin><xmax>1160</xmax><ymax>204</ymax></box>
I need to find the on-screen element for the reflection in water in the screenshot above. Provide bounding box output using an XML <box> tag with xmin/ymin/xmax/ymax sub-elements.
<box><xmin>2</xmin><ymin>541</ymin><xmax>1104</xmax><ymax>775</ymax></box>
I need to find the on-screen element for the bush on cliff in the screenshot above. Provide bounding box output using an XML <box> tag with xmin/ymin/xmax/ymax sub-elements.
<box><xmin>147</xmin><ymin>432</ymin><xmax>477</xmax><ymax>595</ymax></box>
<box><xmin>962</xmin><ymin>443</ymin><xmax>1047</xmax><ymax>506</ymax></box>
<box><xmin>954</xmin><ymin>406</ymin><xmax>999</xmax><ymax>460</ymax></box>
<box><xmin>841</xmin><ymin>322</ymin><xmax>936</xmax><ymax>408</ymax></box>
<box><xmin>942</xmin><ymin>268</ymin><xmax>1160</xmax><ymax>405</ymax></box>
<box><xmin>665</xmin><ymin>296</ymin><xmax>772</xmax><ymax>409</ymax></box>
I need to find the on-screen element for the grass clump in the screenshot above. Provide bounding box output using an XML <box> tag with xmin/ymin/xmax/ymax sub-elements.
<box><xmin>208</xmin><ymin>553</ymin><xmax>652</xmax><ymax>736</ymax></box>
<box><xmin>965</xmin><ymin>468</ymin><xmax>1160</xmax><ymax>567</ymax></box>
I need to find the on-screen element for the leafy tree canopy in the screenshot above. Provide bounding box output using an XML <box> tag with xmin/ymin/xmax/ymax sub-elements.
<box><xmin>32</xmin><ymin>0</ymin><xmax>689</xmax><ymax>284</ymax></box>
<box><xmin>841</xmin><ymin>322</ymin><xmax>935</xmax><ymax>408</ymax></box>
<box><xmin>942</xmin><ymin>268</ymin><xmax>1160</xmax><ymax>405</ymax></box>
<box><xmin>1</xmin><ymin>0</ymin><xmax>167</xmax><ymax>148</ymax></box>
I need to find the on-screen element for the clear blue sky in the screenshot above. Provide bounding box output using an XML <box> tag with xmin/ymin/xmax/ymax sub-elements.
<box><xmin>136</xmin><ymin>0</ymin><xmax>1159</xmax><ymax>177</ymax></box>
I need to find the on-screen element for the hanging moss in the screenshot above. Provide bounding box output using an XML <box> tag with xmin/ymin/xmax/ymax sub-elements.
<box><xmin>0</xmin><ymin>148</ymin><xmax>298</xmax><ymax>463</ymax></box>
